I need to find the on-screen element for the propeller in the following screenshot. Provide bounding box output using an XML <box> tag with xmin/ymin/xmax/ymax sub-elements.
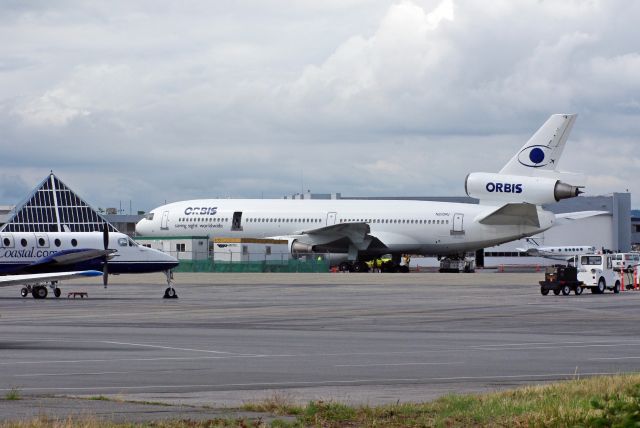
<box><xmin>102</xmin><ymin>225</ymin><xmax>109</xmax><ymax>288</ymax></box>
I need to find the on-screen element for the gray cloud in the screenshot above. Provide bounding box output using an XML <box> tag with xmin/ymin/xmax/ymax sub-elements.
<box><xmin>0</xmin><ymin>0</ymin><xmax>638</xmax><ymax>210</ymax></box>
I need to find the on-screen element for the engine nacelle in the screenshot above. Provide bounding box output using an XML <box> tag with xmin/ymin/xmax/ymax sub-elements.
<box><xmin>465</xmin><ymin>172</ymin><xmax>582</xmax><ymax>205</ymax></box>
<box><xmin>291</xmin><ymin>240</ymin><xmax>314</xmax><ymax>254</ymax></box>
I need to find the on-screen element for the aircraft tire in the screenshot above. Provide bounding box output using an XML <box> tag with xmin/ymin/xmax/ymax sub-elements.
<box><xmin>32</xmin><ymin>286</ymin><xmax>48</xmax><ymax>299</ymax></box>
<box><xmin>575</xmin><ymin>285</ymin><xmax>583</xmax><ymax>295</ymax></box>
<box><xmin>352</xmin><ymin>262</ymin><xmax>369</xmax><ymax>273</ymax></box>
<box><xmin>163</xmin><ymin>287</ymin><xmax>178</xmax><ymax>298</ymax></box>
<box><xmin>20</xmin><ymin>287</ymin><xmax>28</xmax><ymax>298</ymax></box>
<box><xmin>338</xmin><ymin>262</ymin><xmax>352</xmax><ymax>272</ymax></box>
<box><xmin>561</xmin><ymin>285</ymin><xmax>571</xmax><ymax>296</ymax></box>
<box><xmin>54</xmin><ymin>288</ymin><xmax>61</xmax><ymax>298</ymax></box>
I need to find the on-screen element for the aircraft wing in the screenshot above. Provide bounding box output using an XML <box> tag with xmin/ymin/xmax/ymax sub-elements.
<box><xmin>22</xmin><ymin>248</ymin><xmax>115</xmax><ymax>273</ymax></box>
<box><xmin>477</xmin><ymin>203</ymin><xmax>540</xmax><ymax>227</ymax></box>
<box><xmin>516</xmin><ymin>247</ymin><xmax>539</xmax><ymax>256</ymax></box>
<box><xmin>0</xmin><ymin>270</ymin><xmax>103</xmax><ymax>287</ymax></box>
<box><xmin>555</xmin><ymin>211</ymin><xmax>609</xmax><ymax>224</ymax></box>
<box><xmin>271</xmin><ymin>222</ymin><xmax>375</xmax><ymax>252</ymax></box>
<box><xmin>302</xmin><ymin>223</ymin><xmax>370</xmax><ymax>245</ymax></box>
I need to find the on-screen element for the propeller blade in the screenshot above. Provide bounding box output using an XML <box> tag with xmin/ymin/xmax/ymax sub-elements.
<box><xmin>103</xmin><ymin>225</ymin><xmax>109</xmax><ymax>250</ymax></box>
<box><xmin>102</xmin><ymin>224</ymin><xmax>109</xmax><ymax>288</ymax></box>
<box><xmin>103</xmin><ymin>263</ymin><xmax>108</xmax><ymax>288</ymax></box>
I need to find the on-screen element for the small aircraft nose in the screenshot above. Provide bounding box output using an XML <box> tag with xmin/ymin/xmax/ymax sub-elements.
<box><xmin>135</xmin><ymin>219</ymin><xmax>149</xmax><ymax>235</ymax></box>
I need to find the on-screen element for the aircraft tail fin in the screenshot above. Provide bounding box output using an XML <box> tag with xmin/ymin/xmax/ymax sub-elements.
<box><xmin>499</xmin><ymin>114</ymin><xmax>577</xmax><ymax>177</ymax></box>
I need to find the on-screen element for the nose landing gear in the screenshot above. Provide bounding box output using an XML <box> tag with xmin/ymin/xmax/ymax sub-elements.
<box><xmin>163</xmin><ymin>270</ymin><xmax>178</xmax><ymax>299</ymax></box>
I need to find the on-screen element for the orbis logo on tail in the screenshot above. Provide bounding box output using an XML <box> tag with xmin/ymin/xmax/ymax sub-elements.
<box><xmin>517</xmin><ymin>145</ymin><xmax>554</xmax><ymax>168</ymax></box>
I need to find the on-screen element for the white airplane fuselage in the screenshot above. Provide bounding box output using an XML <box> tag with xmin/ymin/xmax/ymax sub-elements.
<box><xmin>0</xmin><ymin>231</ymin><xmax>178</xmax><ymax>275</ymax></box>
<box><xmin>136</xmin><ymin>199</ymin><xmax>556</xmax><ymax>257</ymax></box>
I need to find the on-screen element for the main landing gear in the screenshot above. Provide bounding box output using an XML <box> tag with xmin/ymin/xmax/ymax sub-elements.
<box><xmin>20</xmin><ymin>282</ymin><xmax>62</xmax><ymax>299</ymax></box>
<box><xmin>163</xmin><ymin>270</ymin><xmax>178</xmax><ymax>299</ymax></box>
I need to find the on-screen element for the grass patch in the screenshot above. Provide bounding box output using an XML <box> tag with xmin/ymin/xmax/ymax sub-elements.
<box><xmin>241</xmin><ymin>392</ymin><xmax>304</xmax><ymax>416</ymax></box>
<box><xmin>5</xmin><ymin>374</ymin><xmax>640</xmax><ymax>426</ymax></box>
<box><xmin>242</xmin><ymin>374</ymin><xmax>640</xmax><ymax>427</ymax></box>
<box><xmin>4</xmin><ymin>387</ymin><xmax>21</xmax><ymax>401</ymax></box>
<box><xmin>87</xmin><ymin>395</ymin><xmax>110</xmax><ymax>401</ymax></box>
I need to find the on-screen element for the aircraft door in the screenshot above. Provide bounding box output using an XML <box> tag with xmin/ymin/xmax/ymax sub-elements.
<box><xmin>326</xmin><ymin>212</ymin><xmax>337</xmax><ymax>226</ymax></box>
<box><xmin>232</xmin><ymin>211</ymin><xmax>243</xmax><ymax>231</ymax></box>
<box><xmin>161</xmin><ymin>211</ymin><xmax>169</xmax><ymax>230</ymax></box>
<box><xmin>451</xmin><ymin>213</ymin><xmax>464</xmax><ymax>235</ymax></box>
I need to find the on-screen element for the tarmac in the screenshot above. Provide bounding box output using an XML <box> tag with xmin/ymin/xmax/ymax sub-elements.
<box><xmin>2</xmin><ymin>272</ymin><xmax>640</xmax><ymax>422</ymax></box>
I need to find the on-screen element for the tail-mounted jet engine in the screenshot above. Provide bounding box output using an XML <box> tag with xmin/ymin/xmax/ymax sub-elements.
<box><xmin>465</xmin><ymin>173</ymin><xmax>583</xmax><ymax>205</ymax></box>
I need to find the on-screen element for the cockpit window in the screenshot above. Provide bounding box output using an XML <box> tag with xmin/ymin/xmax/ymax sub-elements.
<box><xmin>118</xmin><ymin>237</ymin><xmax>129</xmax><ymax>247</ymax></box>
<box><xmin>128</xmin><ymin>238</ymin><xmax>137</xmax><ymax>247</ymax></box>
<box><xmin>145</xmin><ymin>213</ymin><xmax>154</xmax><ymax>221</ymax></box>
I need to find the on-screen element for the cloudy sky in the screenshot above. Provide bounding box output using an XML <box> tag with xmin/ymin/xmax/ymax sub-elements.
<box><xmin>1</xmin><ymin>0</ymin><xmax>639</xmax><ymax>212</ymax></box>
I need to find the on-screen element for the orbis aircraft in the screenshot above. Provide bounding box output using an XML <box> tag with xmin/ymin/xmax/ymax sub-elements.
<box><xmin>0</xmin><ymin>228</ymin><xmax>179</xmax><ymax>298</ymax></box>
<box><xmin>136</xmin><ymin>114</ymin><xmax>586</xmax><ymax>272</ymax></box>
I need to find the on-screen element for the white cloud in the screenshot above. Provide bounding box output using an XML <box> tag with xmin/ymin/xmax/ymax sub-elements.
<box><xmin>0</xmin><ymin>0</ymin><xmax>639</xmax><ymax>209</ymax></box>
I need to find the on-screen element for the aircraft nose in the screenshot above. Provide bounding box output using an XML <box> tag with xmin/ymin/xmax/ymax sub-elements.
<box><xmin>135</xmin><ymin>219</ymin><xmax>149</xmax><ymax>235</ymax></box>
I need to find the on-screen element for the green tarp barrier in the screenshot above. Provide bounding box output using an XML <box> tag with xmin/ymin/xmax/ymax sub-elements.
<box><xmin>174</xmin><ymin>259</ymin><xmax>329</xmax><ymax>273</ymax></box>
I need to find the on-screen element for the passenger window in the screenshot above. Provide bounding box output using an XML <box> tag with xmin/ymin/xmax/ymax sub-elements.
<box><xmin>21</xmin><ymin>238</ymin><xmax>28</xmax><ymax>247</ymax></box>
<box><xmin>71</xmin><ymin>239</ymin><xmax>77</xmax><ymax>247</ymax></box>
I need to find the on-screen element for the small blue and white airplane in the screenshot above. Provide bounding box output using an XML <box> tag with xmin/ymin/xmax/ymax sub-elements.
<box><xmin>0</xmin><ymin>228</ymin><xmax>179</xmax><ymax>298</ymax></box>
<box><xmin>137</xmin><ymin>114</ymin><xmax>589</xmax><ymax>272</ymax></box>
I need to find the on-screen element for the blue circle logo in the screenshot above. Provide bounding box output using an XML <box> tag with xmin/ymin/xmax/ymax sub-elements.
<box><xmin>529</xmin><ymin>148</ymin><xmax>545</xmax><ymax>164</ymax></box>
<box><xmin>517</xmin><ymin>145</ymin><xmax>552</xmax><ymax>168</ymax></box>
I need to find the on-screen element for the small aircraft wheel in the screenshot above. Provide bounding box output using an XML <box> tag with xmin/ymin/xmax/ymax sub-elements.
<box><xmin>561</xmin><ymin>285</ymin><xmax>571</xmax><ymax>296</ymax></box>
<box><xmin>32</xmin><ymin>286</ymin><xmax>48</xmax><ymax>299</ymax></box>
<box><xmin>553</xmin><ymin>289</ymin><xmax>561</xmax><ymax>296</ymax></box>
<box><xmin>352</xmin><ymin>262</ymin><xmax>367</xmax><ymax>273</ymax></box>
<box><xmin>54</xmin><ymin>288</ymin><xmax>61</xmax><ymax>298</ymax></box>
<box><xmin>575</xmin><ymin>285</ymin><xmax>583</xmax><ymax>295</ymax></box>
<box><xmin>540</xmin><ymin>287</ymin><xmax>549</xmax><ymax>296</ymax></box>
<box><xmin>20</xmin><ymin>287</ymin><xmax>28</xmax><ymax>298</ymax></box>
<box><xmin>614</xmin><ymin>281</ymin><xmax>620</xmax><ymax>294</ymax></box>
<box><xmin>338</xmin><ymin>262</ymin><xmax>352</xmax><ymax>272</ymax></box>
<box><xmin>163</xmin><ymin>287</ymin><xmax>177</xmax><ymax>298</ymax></box>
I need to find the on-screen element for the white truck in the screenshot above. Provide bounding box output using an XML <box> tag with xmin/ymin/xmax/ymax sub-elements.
<box><xmin>576</xmin><ymin>254</ymin><xmax>621</xmax><ymax>294</ymax></box>
<box><xmin>612</xmin><ymin>253</ymin><xmax>640</xmax><ymax>272</ymax></box>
